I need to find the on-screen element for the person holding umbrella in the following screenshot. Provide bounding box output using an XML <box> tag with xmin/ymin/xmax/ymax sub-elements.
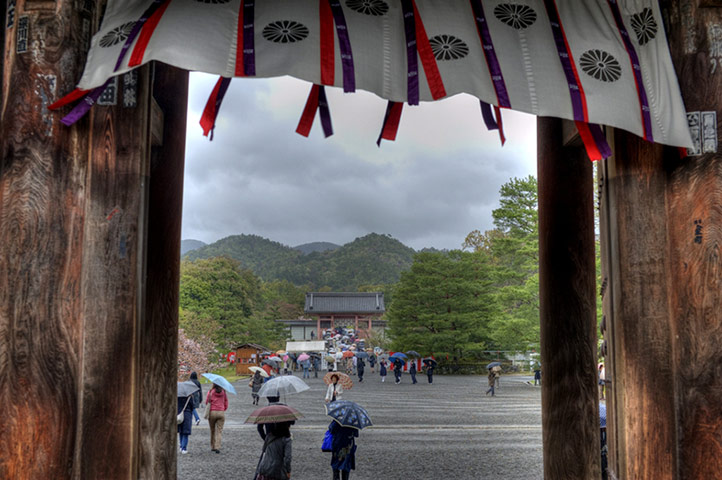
<box><xmin>423</xmin><ymin>358</ymin><xmax>437</xmax><ymax>384</ymax></box>
<box><xmin>325</xmin><ymin>400</ymin><xmax>372</xmax><ymax>480</ymax></box>
<box><xmin>368</xmin><ymin>354</ymin><xmax>376</xmax><ymax>374</ymax></box>
<box><xmin>379</xmin><ymin>360</ymin><xmax>387</xmax><ymax>383</ymax></box>
<box><xmin>393</xmin><ymin>358</ymin><xmax>403</xmax><ymax>384</ymax></box>
<box><xmin>249</xmin><ymin>368</ymin><xmax>267</xmax><ymax>406</ymax></box>
<box><xmin>177</xmin><ymin>381</ymin><xmax>200</xmax><ymax>454</ymax></box>
<box><xmin>202</xmin><ymin>373</ymin><xmax>236</xmax><ymax>454</ymax></box>
<box><xmin>356</xmin><ymin>357</ymin><xmax>365</xmax><ymax>383</ymax></box>
<box><xmin>409</xmin><ymin>361</ymin><xmax>418</xmax><ymax>384</ymax></box>
<box><xmin>246</xmin><ymin>404</ymin><xmax>303</xmax><ymax>480</ymax></box>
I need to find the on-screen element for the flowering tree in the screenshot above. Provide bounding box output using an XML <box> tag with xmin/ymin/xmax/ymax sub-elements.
<box><xmin>177</xmin><ymin>328</ymin><xmax>223</xmax><ymax>380</ymax></box>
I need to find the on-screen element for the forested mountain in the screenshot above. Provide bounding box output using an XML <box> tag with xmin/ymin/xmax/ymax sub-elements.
<box><xmin>181</xmin><ymin>239</ymin><xmax>206</xmax><ymax>255</ymax></box>
<box><xmin>293</xmin><ymin>241</ymin><xmax>340</xmax><ymax>255</ymax></box>
<box><xmin>183</xmin><ymin>233</ymin><xmax>415</xmax><ymax>291</ymax></box>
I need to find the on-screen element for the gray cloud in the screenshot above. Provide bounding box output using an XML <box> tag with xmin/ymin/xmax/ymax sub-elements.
<box><xmin>182</xmin><ymin>74</ymin><xmax>536</xmax><ymax>250</ymax></box>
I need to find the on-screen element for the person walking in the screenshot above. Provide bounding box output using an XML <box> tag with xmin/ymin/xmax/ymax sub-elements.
<box><xmin>189</xmin><ymin>372</ymin><xmax>203</xmax><ymax>425</ymax></box>
<box><xmin>325</xmin><ymin>374</ymin><xmax>344</xmax><ymax>403</ymax></box>
<box><xmin>393</xmin><ymin>359</ymin><xmax>402</xmax><ymax>384</ymax></box>
<box><xmin>250</xmin><ymin>371</ymin><xmax>264</xmax><ymax>405</ymax></box>
<box><xmin>599</xmin><ymin>363</ymin><xmax>606</xmax><ymax>400</ymax></box>
<box><xmin>379</xmin><ymin>360</ymin><xmax>387</xmax><ymax>383</ymax></box>
<box><xmin>254</xmin><ymin>421</ymin><xmax>294</xmax><ymax>480</ymax></box>
<box><xmin>356</xmin><ymin>358</ymin><xmax>365</xmax><ymax>383</ymax></box>
<box><xmin>177</xmin><ymin>393</ymin><xmax>197</xmax><ymax>454</ymax></box>
<box><xmin>485</xmin><ymin>369</ymin><xmax>496</xmax><ymax>396</ymax></box>
<box><xmin>409</xmin><ymin>362</ymin><xmax>418</xmax><ymax>384</ymax></box>
<box><xmin>329</xmin><ymin>420</ymin><xmax>359</xmax><ymax>480</ymax></box>
<box><xmin>312</xmin><ymin>355</ymin><xmax>320</xmax><ymax>378</ymax></box>
<box><xmin>368</xmin><ymin>355</ymin><xmax>376</xmax><ymax>374</ymax></box>
<box><xmin>301</xmin><ymin>356</ymin><xmax>311</xmax><ymax>379</ymax></box>
<box><xmin>426</xmin><ymin>362</ymin><xmax>435</xmax><ymax>384</ymax></box>
<box><xmin>492</xmin><ymin>365</ymin><xmax>502</xmax><ymax>388</ymax></box>
<box><xmin>534</xmin><ymin>364</ymin><xmax>542</xmax><ymax>386</ymax></box>
<box><xmin>206</xmin><ymin>383</ymin><xmax>229</xmax><ymax>453</ymax></box>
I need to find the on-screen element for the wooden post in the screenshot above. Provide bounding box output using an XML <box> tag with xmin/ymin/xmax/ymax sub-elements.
<box><xmin>538</xmin><ymin>117</ymin><xmax>600</xmax><ymax>479</ymax></box>
<box><xmin>0</xmin><ymin>3</ymin><xmax>186</xmax><ymax>478</ymax></box>
<box><xmin>598</xmin><ymin>2</ymin><xmax>722</xmax><ymax>478</ymax></box>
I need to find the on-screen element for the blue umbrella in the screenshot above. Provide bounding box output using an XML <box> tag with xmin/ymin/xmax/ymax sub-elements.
<box><xmin>202</xmin><ymin>373</ymin><xmax>237</xmax><ymax>395</ymax></box>
<box><xmin>355</xmin><ymin>351</ymin><xmax>369</xmax><ymax>359</ymax></box>
<box><xmin>325</xmin><ymin>400</ymin><xmax>373</xmax><ymax>430</ymax></box>
<box><xmin>389</xmin><ymin>352</ymin><xmax>408</xmax><ymax>361</ymax></box>
<box><xmin>486</xmin><ymin>361</ymin><xmax>502</xmax><ymax>370</ymax></box>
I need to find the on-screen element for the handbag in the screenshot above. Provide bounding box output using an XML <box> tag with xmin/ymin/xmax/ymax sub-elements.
<box><xmin>321</xmin><ymin>429</ymin><xmax>333</xmax><ymax>452</ymax></box>
<box><xmin>177</xmin><ymin>396</ymin><xmax>192</xmax><ymax>425</ymax></box>
<box><xmin>203</xmin><ymin>401</ymin><xmax>211</xmax><ymax>420</ymax></box>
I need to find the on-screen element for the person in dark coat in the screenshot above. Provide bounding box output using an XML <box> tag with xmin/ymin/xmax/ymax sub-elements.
<box><xmin>250</xmin><ymin>371</ymin><xmax>264</xmax><ymax>405</ymax></box>
<box><xmin>312</xmin><ymin>355</ymin><xmax>320</xmax><ymax>378</ymax></box>
<box><xmin>254</xmin><ymin>421</ymin><xmax>293</xmax><ymax>480</ymax></box>
<box><xmin>379</xmin><ymin>360</ymin><xmax>387</xmax><ymax>383</ymax></box>
<box><xmin>426</xmin><ymin>363</ymin><xmax>435</xmax><ymax>384</ymax></box>
<box><xmin>485</xmin><ymin>370</ymin><xmax>496</xmax><ymax>396</ymax></box>
<box><xmin>329</xmin><ymin>420</ymin><xmax>359</xmax><ymax>480</ymax></box>
<box><xmin>177</xmin><ymin>393</ymin><xmax>197</xmax><ymax>454</ymax></box>
<box><xmin>409</xmin><ymin>362</ymin><xmax>418</xmax><ymax>384</ymax></box>
<box><xmin>356</xmin><ymin>359</ymin><xmax>365</xmax><ymax>383</ymax></box>
<box><xmin>393</xmin><ymin>359</ymin><xmax>403</xmax><ymax>384</ymax></box>
<box><xmin>368</xmin><ymin>355</ymin><xmax>376</xmax><ymax>374</ymax></box>
<box><xmin>189</xmin><ymin>371</ymin><xmax>203</xmax><ymax>425</ymax></box>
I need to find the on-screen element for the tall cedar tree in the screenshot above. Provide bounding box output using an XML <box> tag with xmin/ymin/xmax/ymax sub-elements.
<box><xmin>387</xmin><ymin>251</ymin><xmax>496</xmax><ymax>358</ymax></box>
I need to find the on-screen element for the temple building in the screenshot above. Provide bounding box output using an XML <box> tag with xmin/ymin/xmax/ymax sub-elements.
<box><xmin>303</xmin><ymin>292</ymin><xmax>386</xmax><ymax>338</ymax></box>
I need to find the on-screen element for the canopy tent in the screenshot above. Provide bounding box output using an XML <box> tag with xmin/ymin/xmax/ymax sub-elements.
<box><xmin>51</xmin><ymin>0</ymin><xmax>692</xmax><ymax>161</ymax></box>
<box><xmin>285</xmin><ymin>340</ymin><xmax>326</xmax><ymax>353</ymax></box>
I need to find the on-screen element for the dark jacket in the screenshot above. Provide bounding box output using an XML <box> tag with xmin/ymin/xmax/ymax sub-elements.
<box><xmin>177</xmin><ymin>395</ymin><xmax>197</xmax><ymax>435</ymax></box>
<box><xmin>409</xmin><ymin>363</ymin><xmax>417</xmax><ymax>374</ymax></box>
<box><xmin>256</xmin><ymin>433</ymin><xmax>292</xmax><ymax>480</ymax></box>
<box><xmin>190</xmin><ymin>378</ymin><xmax>203</xmax><ymax>407</ymax></box>
<box><xmin>330</xmin><ymin>421</ymin><xmax>358</xmax><ymax>472</ymax></box>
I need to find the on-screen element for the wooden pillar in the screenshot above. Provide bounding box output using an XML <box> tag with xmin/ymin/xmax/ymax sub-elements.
<box><xmin>354</xmin><ymin>315</ymin><xmax>358</xmax><ymax>331</ymax></box>
<box><xmin>598</xmin><ymin>3</ymin><xmax>722</xmax><ymax>478</ymax></box>
<box><xmin>538</xmin><ymin>118</ymin><xmax>600</xmax><ymax>479</ymax></box>
<box><xmin>0</xmin><ymin>2</ymin><xmax>186</xmax><ymax>478</ymax></box>
<box><xmin>317</xmin><ymin>317</ymin><xmax>321</xmax><ymax>338</ymax></box>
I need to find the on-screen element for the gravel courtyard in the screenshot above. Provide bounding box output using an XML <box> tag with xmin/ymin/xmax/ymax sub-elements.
<box><xmin>178</xmin><ymin>373</ymin><xmax>543</xmax><ymax>480</ymax></box>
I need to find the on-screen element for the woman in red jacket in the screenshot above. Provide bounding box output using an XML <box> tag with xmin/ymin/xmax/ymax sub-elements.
<box><xmin>206</xmin><ymin>383</ymin><xmax>229</xmax><ymax>453</ymax></box>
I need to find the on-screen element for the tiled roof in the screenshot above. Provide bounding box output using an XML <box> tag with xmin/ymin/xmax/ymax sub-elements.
<box><xmin>304</xmin><ymin>292</ymin><xmax>385</xmax><ymax>314</ymax></box>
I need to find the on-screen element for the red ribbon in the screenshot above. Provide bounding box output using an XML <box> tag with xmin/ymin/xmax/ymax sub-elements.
<box><xmin>128</xmin><ymin>0</ymin><xmax>172</xmax><ymax>67</ymax></box>
<box><xmin>412</xmin><ymin>1</ymin><xmax>446</xmax><ymax>101</ymax></box>
<box><xmin>320</xmin><ymin>0</ymin><xmax>335</xmax><ymax>86</ymax></box>
<box><xmin>200</xmin><ymin>76</ymin><xmax>231</xmax><ymax>140</ymax></box>
<box><xmin>48</xmin><ymin>88</ymin><xmax>90</xmax><ymax>110</ymax></box>
<box><xmin>377</xmin><ymin>101</ymin><xmax>404</xmax><ymax>146</ymax></box>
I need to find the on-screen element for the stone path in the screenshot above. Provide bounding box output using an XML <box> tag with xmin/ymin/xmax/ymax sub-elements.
<box><xmin>178</xmin><ymin>373</ymin><xmax>543</xmax><ymax>479</ymax></box>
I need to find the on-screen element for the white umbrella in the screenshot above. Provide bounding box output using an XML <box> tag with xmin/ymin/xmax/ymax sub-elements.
<box><xmin>258</xmin><ymin>376</ymin><xmax>310</xmax><ymax>397</ymax></box>
<box><xmin>249</xmin><ymin>366</ymin><xmax>269</xmax><ymax>378</ymax></box>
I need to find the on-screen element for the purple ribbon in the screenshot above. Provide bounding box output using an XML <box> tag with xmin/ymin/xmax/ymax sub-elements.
<box><xmin>543</xmin><ymin>0</ymin><xmax>585</xmax><ymax>122</ymax></box>
<box><xmin>318</xmin><ymin>85</ymin><xmax>334</xmax><ymax>137</ymax></box>
<box><xmin>606</xmin><ymin>0</ymin><xmax>653</xmax><ymax>142</ymax></box>
<box><xmin>589</xmin><ymin>123</ymin><xmax>613</xmax><ymax>158</ymax></box>
<box><xmin>328</xmin><ymin>0</ymin><xmax>355</xmax><ymax>92</ymax></box>
<box><xmin>401</xmin><ymin>0</ymin><xmax>419</xmax><ymax>106</ymax></box>
<box><xmin>469</xmin><ymin>0</ymin><xmax>510</xmax><ymax>108</ymax></box>
<box><xmin>243</xmin><ymin>0</ymin><xmax>256</xmax><ymax>76</ymax></box>
<box><xmin>479</xmin><ymin>101</ymin><xmax>499</xmax><ymax>130</ymax></box>
<box><xmin>61</xmin><ymin>0</ymin><xmax>168</xmax><ymax>126</ymax></box>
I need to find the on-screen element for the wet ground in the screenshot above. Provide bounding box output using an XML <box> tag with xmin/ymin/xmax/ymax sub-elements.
<box><xmin>178</xmin><ymin>373</ymin><xmax>543</xmax><ymax>479</ymax></box>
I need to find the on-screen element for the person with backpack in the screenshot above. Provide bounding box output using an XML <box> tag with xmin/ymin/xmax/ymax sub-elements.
<box><xmin>254</xmin><ymin>421</ymin><xmax>293</xmax><ymax>480</ymax></box>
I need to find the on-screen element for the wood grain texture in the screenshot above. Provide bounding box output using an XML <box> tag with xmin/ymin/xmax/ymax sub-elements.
<box><xmin>605</xmin><ymin>134</ymin><xmax>678</xmax><ymax>480</ymax></box>
<box><xmin>0</xmin><ymin>2</ymin><xmax>91</xmax><ymax>478</ymax></box>
<box><xmin>76</xmin><ymin>64</ymin><xmax>151</xmax><ymax>479</ymax></box>
<box><xmin>537</xmin><ymin>117</ymin><xmax>601</xmax><ymax>479</ymax></box>
<box><xmin>138</xmin><ymin>63</ymin><xmax>189</xmax><ymax>479</ymax></box>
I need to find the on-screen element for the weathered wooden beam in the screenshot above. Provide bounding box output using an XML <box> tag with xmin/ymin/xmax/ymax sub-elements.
<box><xmin>538</xmin><ymin>117</ymin><xmax>600</xmax><ymax>479</ymax></box>
<box><xmin>0</xmin><ymin>2</ymin><xmax>93</xmax><ymax>478</ymax></box>
<box><xmin>138</xmin><ymin>63</ymin><xmax>188</xmax><ymax>479</ymax></box>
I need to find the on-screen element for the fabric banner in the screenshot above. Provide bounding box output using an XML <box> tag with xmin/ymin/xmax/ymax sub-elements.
<box><xmin>68</xmin><ymin>0</ymin><xmax>691</xmax><ymax>148</ymax></box>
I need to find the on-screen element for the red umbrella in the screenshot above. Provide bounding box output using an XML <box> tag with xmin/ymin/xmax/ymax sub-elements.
<box><xmin>342</xmin><ymin>350</ymin><xmax>355</xmax><ymax>358</ymax></box>
<box><xmin>245</xmin><ymin>405</ymin><xmax>304</xmax><ymax>424</ymax></box>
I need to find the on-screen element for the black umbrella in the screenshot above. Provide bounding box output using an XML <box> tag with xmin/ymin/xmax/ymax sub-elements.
<box><xmin>423</xmin><ymin>358</ymin><xmax>438</xmax><ymax>368</ymax></box>
<box><xmin>486</xmin><ymin>361</ymin><xmax>502</xmax><ymax>370</ymax></box>
<box><xmin>405</xmin><ymin>350</ymin><xmax>421</xmax><ymax>357</ymax></box>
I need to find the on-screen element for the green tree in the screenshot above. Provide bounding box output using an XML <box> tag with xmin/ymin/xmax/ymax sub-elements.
<box><xmin>179</xmin><ymin>257</ymin><xmax>262</xmax><ymax>349</ymax></box>
<box><xmin>387</xmin><ymin>251</ymin><xmax>496</xmax><ymax>358</ymax></box>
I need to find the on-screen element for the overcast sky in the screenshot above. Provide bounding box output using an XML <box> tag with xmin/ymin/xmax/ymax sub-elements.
<box><xmin>181</xmin><ymin>73</ymin><xmax>537</xmax><ymax>251</ymax></box>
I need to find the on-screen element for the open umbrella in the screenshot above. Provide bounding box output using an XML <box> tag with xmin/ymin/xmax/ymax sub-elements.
<box><xmin>201</xmin><ymin>373</ymin><xmax>237</xmax><ymax>395</ymax></box>
<box><xmin>267</xmin><ymin>356</ymin><xmax>283</xmax><ymax>363</ymax></box>
<box><xmin>325</xmin><ymin>400</ymin><xmax>373</xmax><ymax>430</ymax></box>
<box><xmin>342</xmin><ymin>350</ymin><xmax>355</xmax><ymax>358</ymax></box>
<box><xmin>283</xmin><ymin>355</ymin><xmax>289</xmax><ymax>361</ymax></box>
<box><xmin>389</xmin><ymin>352</ymin><xmax>408</xmax><ymax>362</ymax></box>
<box><xmin>324</xmin><ymin>371</ymin><xmax>353</xmax><ymax>390</ymax></box>
<box><xmin>376</xmin><ymin>353</ymin><xmax>389</xmax><ymax>363</ymax></box>
<box><xmin>249</xmin><ymin>366</ymin><xmax>269</xmax><ymax>378</ymax></box>
<box><xmin>355</xmin><ymin>351</ymin><xmax>369</xmax><ymax>359</ymax></box>
<box><xmin>276</xmin><ymin>350</ymin><xmax>287</xmax><ymax>355</ymax></box>
<box><xmin>373</xmin><ymin>347</ymin><xmax>383</xmax><ymax>355</ymax></box>
<box><xmin>297</xmin><ymin>353</ymin><xmax>310</xmax><ymax>362</ymax></box>
<box><xmin>325</xmin><ymin>355</ymin><xmax>336</xmax><ymax>363</ymax></box>
<box><xmin>177</xmin><ymin>380</ymin><xmax>200</xmax><ymax>397</ymax></box>
<box><xmin>486</xmin><ymin>361</ymin><xmax>502</xmax><ymax>370</ymax></box>
<box><xmin>245</xmin><ymin>404</ymin><xmax>303</xmax><ymax>424</ymax></box>
<box><xmin>405</xmin><ymin>350</ymin><xmax>421</xmax><ymax>357</ymax></box>
<box><xmin>423</xmin><ymin>358</ymin><xmax>438</xmax><ymax>368</ymax></box>
<box><xmin>258</xmin><ymin>376</ymin><xmax>310</xmax><ymax>397</ymax></box>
